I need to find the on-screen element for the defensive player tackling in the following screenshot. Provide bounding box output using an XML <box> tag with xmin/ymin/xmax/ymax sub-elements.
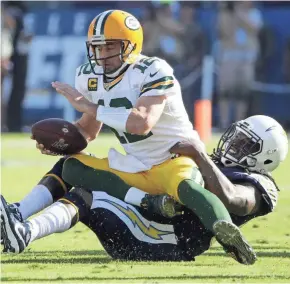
<box><xmin>1</xmin><ymin>115</ymin><xmax>288</xmax><ymax>263</ymax></box>
<box><xmin>1</xmin><ymin>10</ymin><xmax>281</xmax><ymax>265</ymax></box>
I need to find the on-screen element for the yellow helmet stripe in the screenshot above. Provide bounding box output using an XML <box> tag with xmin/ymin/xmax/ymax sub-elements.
<box><xmin>94</xmin><ymin>10</ymin><xmax>114</xmax><ymax>37</ymax></box>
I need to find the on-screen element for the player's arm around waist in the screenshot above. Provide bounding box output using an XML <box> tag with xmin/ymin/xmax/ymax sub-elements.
<box><xmin>75</xmin><ymin>113</ymin><xmax>103</xmax><ymax>142</ymax></box>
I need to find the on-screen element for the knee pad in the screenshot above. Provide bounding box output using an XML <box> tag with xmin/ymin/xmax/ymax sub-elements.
<box><xmin>39</xmin><ymin>157</ymin><xmax>72</xmax><ymax>201</ymax></box>
<box><xmin>60</xmin><ymin>187</ymin><xmax>93</xmax><ymax>222</ymax></box>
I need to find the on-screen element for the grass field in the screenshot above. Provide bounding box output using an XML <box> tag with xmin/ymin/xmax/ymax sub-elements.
<box><xmin>1</xmin><ymin>133</ymin><xmax>290</xmax><ymax>283</ymax></box>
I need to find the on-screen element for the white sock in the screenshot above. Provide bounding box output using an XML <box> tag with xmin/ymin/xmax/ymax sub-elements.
<box><xmin>124</xmin><ymin>187</ymin><xmax>147</xmax><ymax>207</ymax></box>
<box><xmin>18</xmin><ymin>185</ymin><xmax>54</xmax><ymax>220</ymax></box>
<box><xmin>28</xmin><ymin>201</ymin><xmax>77</xmax><ymax>243</ymax></box>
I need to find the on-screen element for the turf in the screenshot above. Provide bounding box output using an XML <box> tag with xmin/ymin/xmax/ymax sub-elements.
<box><xmin>1</xmin><ymin>133</ymin><xmax>290</xmax><ymax>283</ymax></box>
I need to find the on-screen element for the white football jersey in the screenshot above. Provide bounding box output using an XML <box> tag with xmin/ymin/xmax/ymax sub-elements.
<box><xmin>75</xmin><ymin>55</ymin><xmax>200</xmax><ymax>172</ymax></box>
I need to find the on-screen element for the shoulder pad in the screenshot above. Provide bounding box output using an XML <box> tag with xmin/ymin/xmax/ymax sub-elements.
<box><xmin>131</xmin><ymin>56</ymin><xmax>173</xmax><ymax>77</ymax></box>
<box><xmin>249</xmin><ymin>173</ymin><xmax>278</xmax><ymax>210</ymax></box>
<box><xmin>220</xmin><ymin>167</ymin><xmax>278</xmax><ymax>212</ymax></box>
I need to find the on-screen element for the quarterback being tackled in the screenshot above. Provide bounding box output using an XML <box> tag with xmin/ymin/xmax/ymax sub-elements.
<box><xmin>0</xmin><ymin>10</ymin><xmax>263</xmax><ymax>265</ymax></box>
<box><xmin>1</xmin><ymin>115</ymin><xmax>288</xmax><ymax>263</ymax></box>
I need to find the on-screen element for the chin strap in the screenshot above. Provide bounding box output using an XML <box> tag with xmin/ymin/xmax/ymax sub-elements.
<box><xmin>105</xmin><ymin>61</ymin><xmax>129</xmax><ymax>78</ymax></box>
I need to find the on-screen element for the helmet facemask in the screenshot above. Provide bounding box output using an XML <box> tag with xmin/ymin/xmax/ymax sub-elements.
<box><xmin>86</xmin><ymin>38</ymin><xmax>136</xmax><ymax>75</ymax></box>
<box><xmin>216</xmin><ymin>122</ymin><xmax>263</xmax><ymax>169</ymax></box>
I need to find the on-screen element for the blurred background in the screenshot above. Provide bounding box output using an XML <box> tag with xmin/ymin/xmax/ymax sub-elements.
<box><xmin>1</xmin><ymin>0</ymin><xmax>290</xmax><ymax>136</ymax></box>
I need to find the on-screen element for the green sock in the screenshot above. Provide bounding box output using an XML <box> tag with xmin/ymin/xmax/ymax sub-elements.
<box><xmin>62</xmin><ymin>158</ymin><xmax>130</xmax><ymax>200</ymax></box>
<box><xmin>178</xmin><ymin>179</ymin><xmax>232</xmax><ymax>233</ymax></box>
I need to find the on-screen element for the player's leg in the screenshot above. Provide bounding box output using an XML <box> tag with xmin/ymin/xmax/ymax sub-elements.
<box><xmin>69</xmin><ymin>189</ymin><xmax>190</xmax><ymax>261</ymax></box>
<box><xmin>177</xmin><ymin>179</ymin><xmax>257</xmax><ymax>264</ymax></box>
<box><xmin>0</xmin><ymin>193</ymin><xmax>78</xmax><ymax>253</ymax></box>
<box><xmin>146</xmin><ymin>157</ymin><xmax>232</xmax><ymax>229</ymax></box>
<box><xmin>7</xmin><ymin>157</ymin><xmax>72</xmax><ymax>221</ymax></box>
<box><xmin>1</xmin><ymin>185</ymin><xmax>92</xmax><ymax>253</ymax></box>
<box><xmin>1</xmin><ymin>188</ymin><xmax>185</xmax><ymax>261</ymax></box>
<box><xmin>62</xmin><ymin>154</ymin><xmax>162</xmax><ymax>206</ymax></box>
<box><xmin>18</xmin><ymin>150</ymin><xmax>152</xmax><ymax>221</ymax></box>
<box><xmin>149</xmin><ymin>157</ymin><xmax>257</xmax><ymax>265</ymax></box>
<box><xmin>62</xmin><ymin>154</ymin><xmax>192</xmax><ymax>218</ymax></box>
<box><xmin>64</xmin><ymin>155</ymin><xmax>233</xmax><ymax>233</ymax></box>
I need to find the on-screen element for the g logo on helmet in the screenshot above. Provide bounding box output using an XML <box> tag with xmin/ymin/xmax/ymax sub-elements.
<box><xmin>125</xmin><ymin>16</ymin><xmax>140</xmax><ymax>30</ymax></box>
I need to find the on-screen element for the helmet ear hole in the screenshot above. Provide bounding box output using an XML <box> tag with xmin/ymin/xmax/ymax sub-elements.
<box><xmin>264</xmin><ymin>159</ymin><xmax>273</xmax><ymax>165</ymax></box>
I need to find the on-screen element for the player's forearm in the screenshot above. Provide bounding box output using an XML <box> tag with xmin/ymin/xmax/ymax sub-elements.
<box><xmin>74</xmin><ymin>122</ymin><xmax>94</xmax><ymax>142</ymax></box>
<box><xmin>192</xmin><ymin>151</ymin><xmax>258</xmax><ymax>215</ymax></box>
<box><xmin>75</xmin><ymin>114</ymin><xmax>103</xmax><ymax>142</ymax></box>
<box><xmin>94</xmin><ymin>95</ymin><xmax>164</xmax><ymax>135</ymax></box>
<box><xmin>126</xmin><ymin>95</ymin><xmax>165</xmax><ymax>135</ymax></box>
<box><xmin>126</xmin><ymin>108</ymin><xmax>152</xmax><ymax>135</ymax></box>
<box><xmin>96</xmin><ymin>106</ymin><xmax>155</xmax><ymax>136</ymax></box>
<box><xmin>171</xmin><ymin>142</ymin><xmax>260</xmax><ymax>215</ymax></box>
<box><xmin>171</xmin><ymin>142</ymin><xmax>236</xmax><ymax>200</ymax></box>
<box><xmin>193</xmin><ymin>151</ymin><xmax>236</xmax><ymax>206</ymax></box>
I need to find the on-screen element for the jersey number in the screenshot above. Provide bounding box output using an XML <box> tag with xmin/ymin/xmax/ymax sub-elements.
<box><xmin>78</xmin><ymin>62</ymin><xmax>96</xmax><ymax>76</ymax></box>
<box><xmin>133</xmin><ymin>57</ymin><xmax>159</xmax><ymax>74</ymax></box>
<box><xmin>98</xmin><ymin>98</ymin><xmax>153</xmax><ymax>144</ymax></box>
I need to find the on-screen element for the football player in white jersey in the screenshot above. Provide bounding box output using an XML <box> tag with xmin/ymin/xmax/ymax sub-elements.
<box><xmin>51</xmin><ymin>10</ymin><xmax>257</xmax><ymax>262</ymax></box>
<box><xmin>0</xmin><ymin>10</ymin><xmax>256</xmax><ymax>264</ymax></box>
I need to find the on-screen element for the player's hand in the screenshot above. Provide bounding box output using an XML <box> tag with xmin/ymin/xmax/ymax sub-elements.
<box><xmin>30</xmin><ymin>135</ymin><xmax>59</xmax><ymax>156</ymax></box>
<box><xmin>170</xmin><ymin>139</ymin><xmax>206</xmax><ymax>159</ymax></box>
<box><xmin>51</xmin><ymin>81</ymin><xmax>97</xmax><ymax>117</ymax></box>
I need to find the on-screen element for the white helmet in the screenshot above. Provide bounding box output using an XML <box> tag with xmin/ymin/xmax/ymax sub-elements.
<box><xmin>215</xmin><ymin>115</ymin><xmax>288</xmax><ymax>173</ymax></box>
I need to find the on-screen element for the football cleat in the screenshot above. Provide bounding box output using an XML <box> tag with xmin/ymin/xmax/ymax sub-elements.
<box><xmin>213</xmin><ymin>220</ymin><xmax>257</xmax><ymax>265</ymax></box>
<box><xmin>1</xmin><ymin>203</ymin><xmax>23</xmax><ymax>245</ymax></box>
<box><xmin>140</xmin><ymin>194</ymin><xmax>183</xmax><ymax>218</ymax></box>
<box><xmin>1</xmin><ymin>195</ymin><xmax>31</xmax><ymax>254</ymax></box>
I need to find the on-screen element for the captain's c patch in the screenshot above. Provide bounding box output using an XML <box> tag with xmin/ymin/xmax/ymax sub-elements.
<box><xmin>88</xmin><ymin>78</ymin><xmax>98</xmax><ymax>91</ymax></box>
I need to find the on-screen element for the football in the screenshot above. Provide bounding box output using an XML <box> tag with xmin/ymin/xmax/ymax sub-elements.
<box><xmin>31</xmin><ymin>118</ymin><xmax>88</xmax><ymax>155</ymax></box>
